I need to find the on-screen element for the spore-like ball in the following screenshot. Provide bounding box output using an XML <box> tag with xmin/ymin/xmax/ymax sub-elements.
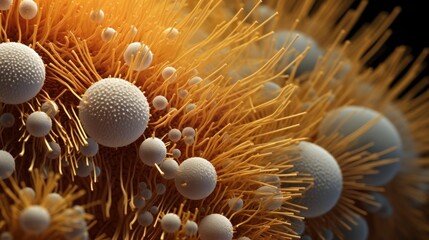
<box><xmin>175</xmin><ymin>157</ymin><xmax>217</xmax><ymax>200</ymax></box>
<box><xmin>0</xmin><ymin>42</ymin><xmax>45</xmax><ymax>104</ymax></box>
<box><xmin>160</xmin><ymin>159</ymin><xmax>179</xmax><ymax>179</ymax></box>
<box><xmin>80</xmin><ymin>138</ymin><xmax>99</xmax><ymax>157</ymax></box>
<box><xmin>0</xmin><ymin>150</ymin><xmax>15</xmax><ymax>179</ymax></box>
<box><xmin>199</xmin><ymin>214</ymin><xmax>233</xmax><ymax>240</ymax></box>
<box><xmin>19</xmin><ymin>205</ymin><xmax>51</xmax><ymax>234</ymax></box>
<box><xmin>0</xmin><ymin>113</ymin><xmax>15</xmax><ymax>128</ymax></box>
<box><xmin>0</xmin><ymin>0</ymin><xmax>13</xmax><ymax>11</ymax></box>
<box><xmin>46</xmin><ymin>142</ymin><xmax>61</xmax><ymax>159</ymax></box>
<box><xmin>292</xmin><ymin>141</ymin><xmax>342</xmax><ymax>218</ymax></box>
<box><xmin>152</xmin><ymin>95</ymin><xmax>168</xmax><ymax>110</ymax></box>
<box><xmin>79</xmin><ymin>78</ymin><xmax>150</xmax><ymax>147</ymax></box>
<box><xmin>255</xmin><ymin>186</ymin><xmax>283</xmax><ymax>210</ymax></box>
<box><xmin>26</xmin><ymin>111</ymin><xmax>52</xmax><ymax>137</ymax></box>
<box><xmin>342</xmin><ymin>215</ymin><xmax>369</xmax><ymax>240</ymax></box>
<box><xmin>139</xmin><ymin>137</ymin><xmax>167</xmax><ymax>166</ymax></box>
<box><xmin>160</xmin><ymin>213</ymin><xmax>181</xmax><ymax>233</ymax></box>
<box><xmin>184</xmin><ymin>220</ymin><xmax>198</xmax><ymax>236</ymax></box>
<box><xmin>19</xmin><ymin>0</ymin><xmax>38</xmax><ymax>20</ymax></box>
<box><xmin>319</xmin><ymin>106</ymin><xmax>402</xmax><ymax>186</ymax></box>
<box><xmin>138</xmin><ymin>211</ymin><xmax>154</xmax><ymax>227</ymax></box>
<box><xmin>41</xmin><ymin>100</ymin><xmax>59</xmax><ymax>118</ymax></box>
<box><xmin>228</xmin><ymin>197</ymin><xmax>244</xmax><ymax>211</ymax></box>
<box><xmin>124</xmin><ymin>42</ymin><xmax>153</xmax><ymax>71</ymax></box>
<box><xmin>168</xmin><ymin>129</ymin><xmax>182</xmax><ymax>142</ymax></box>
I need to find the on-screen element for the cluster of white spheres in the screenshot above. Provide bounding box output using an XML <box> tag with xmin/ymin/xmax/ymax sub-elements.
<box><xmin>26</xmin><ymin>111</ymin><xmax>52</xmax><ymax>137</ymax></box>
<box><xmin>161</xmin><ymin>213</ymin><xmax>181</xmax><ymax>233</ymax></box>
<box><xmin>139</xmin><ymin>137</ymin><xmax>167</xmax><ymax>166</ymax></box>
<box><xmin>199</xmin><ymin>214</ymin><xmax>233</xmax><ymax>240</ymax></box>
<box><xmin>19</xmin><ymin>0</ymin><xmax>38</xmax><ymax>20</ymax></box>
<box><xmin>0</xmin><ymin>42</ymin><xmax>45</xmax><ymax>104</ymax></box>
<box><xmin>175</xmin><ymin>157</ymin><xmax>217</xmax><ymax>200</ymax></box>
<box><xmin>292</xmin><ymin>141</ymin><xmax>343</xmax><ymax>218</ymax></box>
<box><xmin>0</xmin><ymin>150</ymin><xmax>15</xmax><ymax>179</ymax></box>
<box><xmin>124</xmin><ymin>42</ymin><xmax>153</xmax><ymax>71</ymax></box>
<box><xmin>19</xmin><ymin>205</ymin><xmax>51</xmax><ymax>234</ymax></box>
<box><xmin>274</xmin><ymin>30</ymin><xmax>324</xmax><ymax>75</ymax></box>
<box><xmin>79</xmin><ymin>78</ymin><xmax>150</xmax><ymax>147</ymax></box>
<box><xmin>318</xmin><ymin>106</ymin><xmax>403</xmax><ymax>186</ymax></box>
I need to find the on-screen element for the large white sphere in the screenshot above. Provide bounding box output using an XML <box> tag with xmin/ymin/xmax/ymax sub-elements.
<box><xmin>274</xmin><ymin>31</ymin><xmax>323</xmax><ymax>75</ymax></box>
<box><xmin>139</xmin><ymin>137</ymin><xmax>166</xmax><ymax>166</ymax></box>
<box><xmin>319</xmin><ymin>106</ymin><xmax>402</xmax><ymax>186</ymax></box>
<box><xmin>292</xmin><ymin>141</ymin><xmax>342</xmax><ymax>218</ymax></box>
<box><xmin>19</xmin><ymin>205</ymin><xmax>51</xmax><ymax>234</ymax></box>
<box><xmin>198</xmin><ymin>214</ymin><xmax>233</xmax><ymax>240</ymax></box>
<box><xmin>26</xmin><ymin>111</ymin><xmax>52</xmax><ymax>137</ymax></box>
<box><xmin>79</xmin><ymin>78</ymin><xmax>150</xmax><ymax>147</ymax></box>
<box><xmin>175</xmin><ymin>157</ymin><xmax>217</xmax><ymax>200</ymax></box>
<box><xmin>0</xmin><ymin>150</ymin><xmax>15</xmax><ymax>179</ymax></box>
<box><xmin>0</xmin><ymin>42</ymin><xmax>45</xmax><ymax>104</ymax></box>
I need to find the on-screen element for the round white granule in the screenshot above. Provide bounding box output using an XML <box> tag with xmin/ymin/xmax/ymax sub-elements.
<box><xmin>141</xmin><ymin>188</ymin><xmax>152</xmax><ymax>200</ymax></box>
<box><xmin>178</xmin><ymin>89</ymin><xmax>188</xmax><ymax>99</ymax></box>
<box><xmin>46</xmin><ymin>141</ymin><xmax>61</xmax><ymax>159</ymax></box>
<box><xmin>160</xmin><ymin>159</ymin><xmax>179</xmax><ymax>179</ymax></box>
<box><xmin>0</xmin><ymin>113</ymin><xmax>15</xmax><ymax>128</ymax></box>
<box><xmin>45</xmin><ymin>193</ymin><xmax>64</xmax><ymax>206</ymax></box>
<box><xmin>19</xmin><ymin>0</ymin><xmax>38</xmax><ymax>20</ymax></box>
<box><xmin>152</xmin><ymin>95</ymin><xmax>168</xmax><ymax>110</ymax></box>
<box><xmin>26</xmin><ymin>111</ymin><xmax>52</xmax><ymax>137</ymax></box>
<box><xmin>139</xmin><ymin>137</ymin><xmax>167</xmax><ymax>166</ymax></box>
<box><xmin>182</xmin><ymin>127</ymin><xmax>196</xmax><ymax>137</ymax></box>
<box><xmin>150</xmin><ymin>205</ymin><xmax>159</xmax><ymax>214</ymax></box>
<box><xmin>80</xmin><ymin>138</ymin><xmax>99</xmax><ymax>157</ymax></box>
<box><xmin>101</xmin><ymin>27</ymin><xmax>117</xmax><ymax>42</ymax></box>
<box><xmin>138</xmin><ymin>211</ymin><xmax>153</xmax><ymax>227</ymax></box>
<box><xmin>75</xmin><ymin>160</ymin><xmax>94</xmax><ymax>177</ymax></box>
<box><xmin>0</xmin><ymin>42</ymin><xmax>45</xmax><ymax>104</ymax></box>
<box><xmin>124</xmin><ymin>42</ymin><xmax>153</xmax><ymax>71</ymax></box>
<box><xmin>19</xmin><ymin>205</ymin><xmax>51</xmax><ymax>234</ymax></box>
<box><xmin>198</xmin><ymin>214</ymin><xmax>233</xmax><ymax>240</ymax></box>
<box><xmin>89</xmin><ymin>9</ymin><xmax>104</xmax><ymax>23</ymax></box>
<box><xmin>184</xmin><ymin>136</ymin><xmax>195</xmax><ymax>145</ymax></box>
<box><xmin>41</xmin><ymin>100</ymin><xmax>59</xmax><ymax>118</ymax></box>
<box><xmin>172</xmin><ymin>148</ymin><xmax>181</xmax><ymax>158</ymax></box>
<box><xmin>184</xmin><ymin>220</ymin><xmax>198</xmax><ymax>236</ymax></box>
<box><xmin>162</xmin><ymin>66</ymin><xmax>177</xmax><ymax>81</ymax></box>
<box><xmin>78</xmin><ymin>78</ymin><xmax>150</xmax><ymax>147</ymax></box>
<box><xmin>175</xmin><ymin>157</ymin><xmax>217</xmax><ymax>200</ymax></box>
<box><xmin>0</xmin><ymin>0</ymin><xmax>13</xmax><ymax>11</ymax></box>
<box><xmin>0</xmin><ymin>150</ymin><xmax>15</xmax><ymax>179</ymax></box>
<box><xmin>228</xmin><ymin>197</ymin><xmax>244</xmax><ymax>211</ymax></box>
<box><xmin>163</xmin><ymin>27</ymin><xmax>180</xmax><ymax>40</ymax></box>
<box><xmin>161</xmin><ymin>213</ymin><xmax>181</xmax><ymax>233</ymax></box>
<box><xmin>188</xmin><ymin>76</ymin><xmax>202</xmax><ymax>86</ymax></box>
<box><xmin>185</xmin><ymin>103</ymin><xmax>196</xmax><ymax>113</ymax></box>
<box><xmin>133</xmin><ymin>195</ymin><xmax>145</xmax><ymax>209</ymax></box>
<box><xmin>168</xmin><ymin>128</ymin><xmax>181</xmax><ymax>142</ymax></box>
<box><xmin>20</xmin><ymin>187</ymin><xmax>35</xmax><ymax>200</ymax></box>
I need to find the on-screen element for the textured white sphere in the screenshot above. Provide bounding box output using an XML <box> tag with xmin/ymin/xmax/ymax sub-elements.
<box><xmin>0</xmin><ymin>42</ymin><xmax>45</xmax><ymax>104</ymax></box>
<box><xmin>274</xmin><ymin>30</ymin><xmax>323</xmax><ymax>75</ymax></box>
<box><xmin>124</xmin><ymin>42</ymin><xmax>153</xmax><ymax>71</ymax></box>
<box><xmin>292</xmin><ymin>141</ymin><xmax>342</xmax><ymax>218</ymax></box>
<box><xmin>319</xmin><ymin>106</ymin><xmax>402</xmax><ymax>186</ymax></box>
<box><xmin>184</xmin><ymin>220</ymin><xmax>198</xmax><ymax>236</ymax></box>
<box><xmin>175</xmin><ymin>157</ymin><xmax>217</xmax><ymax>200</ymax></box>
<box><xmin>199</xmin><ymin>214</ymin><xmax>233</xmax><ymax>240</ymax></box>
<box><xmin>160</xmin><ymin>159</ymin><xmax>179</xmax><ymax>179</ymax></box>
<box><xmin>0</xmin><ymin>0</ymin><xmax>13</xmax><ymax>11</ymax></box>
<box><xmin>26</xmin><ymin>111</ymin><xmax>52</xmax><ymax>137</ymax></box>
<box><xmin>160</xmin><ymin>213</ymin><xmax>181</xmax><ymax>233</ymax></box>
<box><xmin>19</xmin><ymin>0</ymin><xmax>38</xmax><ymax>20</ymax></box>
<box><xmin>79</xmin><ymin>78</ymin><xmax>150</xmax><ymax>147</ymax></box>
<box><xmin>139</xmin><ymin>137</ymin><xmax>167</xmax><ymax>166</ymax></box>
<box><xmin>342</xmin><ymin>215</ymin><xmax>368</xmax><ymax>240</ymax></box>
<box><xmin>0</xmin><ymin>150</ymin><xmax>15</xmax><ymax>179</ymax></box>
<box><xmin>19</xmin><ymin>205</ymin><xmax>51</xmax><ymax>234</ymax></box>
<box><xmin>80</xmin><ymin>138</ymin><xmax>99</xmax><ymax>157</ymax></box>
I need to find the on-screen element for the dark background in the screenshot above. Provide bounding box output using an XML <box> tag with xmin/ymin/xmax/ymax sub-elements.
<box><xmin>350</xmin><ymin>0</ymin><xmax>428</xmax><ymax>93</ymax></box>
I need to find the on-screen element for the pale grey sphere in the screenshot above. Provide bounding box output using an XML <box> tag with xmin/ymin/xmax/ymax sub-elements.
<box><xmin>342</xmin><ymin>215</ymin><xmax>368</xmax><ymax>240</ymax></box>
<box><xmin>26</xmin><ymin>111</ymin><xmax>52</xmax><ymax>137</ymax></box>
<box><xmin>199</xmin><ymin>214</ymin><xmax>233</xmax><ymax>240</ymax></box>
<box><xmin>19</xmin><ymin>205</ymin><xmax>51</xmax><ymax>234</ymax></box>
<box><xmin>0</xmin><ymin>150</ymin><xmax>15</xmax><ymax>179</ymax></box>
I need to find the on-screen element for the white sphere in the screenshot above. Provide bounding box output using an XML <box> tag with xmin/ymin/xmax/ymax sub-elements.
<box><xmin>163</xmin><ymin>27</ymin><xmax>180</xmax><ymax>40</ymax></box>
<box><xmin>342</xmin><ymin>215</ymin><xmax>368</xmax><ymax>240</ymax></box>
<box><xmin>133</xmin><ymin>195</ymin><xmax>145</xmax><ymax>208</ymax></box>
<box><xmin>139</xmin><ymin>137</ymin><xmax>167</xmax><ymax>166</ymax></box>
<box><xmin>0</xmin><ymin>0</ymin><xmax>13</xmax><ymax>11</ymax></box>
<box><xmin>319</xmin><ymin>106</ymin><xmax>402</xmax><ymax>186</ymax></box>
<box><xmin>89</xmin><ymin>9</ymin><xmax>104</xmax><ymax>23</ymax></box>
<box><xmin>0</xmin><ymin>42</ymin><xmax>45</xmax><ymax>104</ymax></box>
<box><xmin>260</xmin><ymin>82</ymin><xmax>281</xmax><ymax>102</ymax></box>
<box><xmin>184</xmin><ymin>220</ymin><xmax>198</xmax><ymax>236</ymax></box>
<box><xmin>41</xmin><ymin>100</ymin><xmax>59</xmax><ymax>118</ymax></box>
<box><xmin>150</xmin><ymin>206</ymin><xmax>159</xmax><ymax>214</ymax></box>
<box><xmin>138</xmin><ymin>211</ymin><xmax>153</xmax><ymax>227</ymax></box>
<box><xmin>19</xmin><ymin>205</ymin><xmax>51</xmax><ymax>234</ymax></box>
<box><xmin>46</xmin><ymin>141</ymin><xmax>61</xmax><ymax>159</ymax></box>
<box><xmin>182</xmin><ymin>127</ymin><xmax>196</xmax><ymax>137</ymax></box>
<box><xmin>124</xmin><ymin>42</ymin><xmax>153</xmax><ymax>71</ymax></box>
<box><xmin>19</xmin><ymin>0</ymin><xmax>38</xmax><ymax>20</ymax></box>
<box><xmin>228</xmin><ymin>197</ymin><xmax>244</xmax><ymax>211</ymax></box>
<box><xmin>45</xmin><ymin>193</ymin><xmax>64</xmax><ymax>206</ymax></box>
<box><xmin>26</xmin><ymin>111</ymin><xmax>52</xmax><ymax>137</ymax></box>
<box><xmin>20</xmin><ymin>187</ymin><xmax>35</xmax><ymax>200</ymax></box>
<box><xmin>292</xmin><ymin>141</ymin><xmax>342</xmax><ymax>218</ymax></box>
<box><xmin>152</xmin><ymin>95</ymin><xmax>168</xmax><ymax>110</ymax></box>
<box><xmin>172</xmin><ymin>148</ymin><xmax>181</xmax><ymax>158</ymax></box>
<box><xmin>0</xmin><ymin>113</ymin><xmax>15</xmax><ymax>128</ymax></box>
<box><xmin>199</xmin><ymin>214</ymin><xmax>233</xmax><ymax>240</ymax></box>
<box><xmin>175</xmin><ymin>157</ymin><xmax>217</xmax><ymax>200</ymax></box>
<box><xmin>255</xmin><ymin>186</ymin><xmax>283</xmax><ymax>210</ymax></box>
<box><xmin>0</xmin><ymin>150</ymin><xmax>15</xmax><ymax>179</ymax></box>
<box><xmin>274</xmin><ymin>30</ymin><xmax>323</xmax><ymax>75</ymax></box>
<box><xmin>168</xmin><ymin>129</ymin><xmax>182</xmax><ymax>142</ymax></box>
<box><xmin>162</xmin><ymin>66</ymin><xmax>177</xmax><ymax>81</ymax></box>
<box><xmin>80</xmin><ymin>138</ymin><xmax>99</xmax><ymax>157</ymax></box>
<box><xmin>79</xmin><ymin>78</ymin><xmax>150</xmax><ymax>147</ymax></box>
<box><xmin>161</xmin><ymin>213</ymin><xmax>181</xmax><ymax>233</ymax></box>
<box><xmin>101</xmin><ymin>27</ymin><xmax>117</xmax><ymax>42</ymax></box>
<box><xmin>160</xmin><ymin>159</ymin><xmax>179</xmax><ymax>179</ymax></box>
<box><xmin>188</xmin><ymin>76</ymin><xmax>202</xmax><ymax>86</ymax></box>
